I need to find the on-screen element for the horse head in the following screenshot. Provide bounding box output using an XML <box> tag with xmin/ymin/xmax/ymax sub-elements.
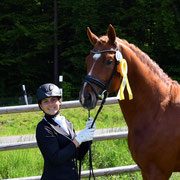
<box><xmin>79</xmin><ymin>24</ymin><xmax>123</xmax><ymax>110</ymax></box>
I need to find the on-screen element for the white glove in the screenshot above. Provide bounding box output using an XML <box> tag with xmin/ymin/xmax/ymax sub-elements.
<box><xmin>86</xmin><ymin>117</ymin><xmax>96</xmax><ymax>130</ymax></box>
<box><xmin>75</xmin><ymin>128</ymin><xmax>95</xmax><ymax>145</ymax></box>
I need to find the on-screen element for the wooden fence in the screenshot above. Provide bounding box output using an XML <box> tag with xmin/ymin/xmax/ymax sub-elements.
<box><xmin>0</xmin><ymin>97</ymin><xmax>118</xmax><ymax>114</ymax></box>
<box><xmin>0</xmin><ymin>97</ymin><xmax>140</xmax><ymax>179</ymax></box>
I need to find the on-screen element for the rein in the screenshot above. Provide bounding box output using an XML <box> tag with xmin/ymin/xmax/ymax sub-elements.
<box><xmin>81</xmin><ymin>47</ymin><xmax>121</xmax><ymax>180</ymax></box>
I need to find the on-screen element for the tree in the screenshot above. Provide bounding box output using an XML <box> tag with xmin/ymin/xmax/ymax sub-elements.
<box><xmin>0</xmin><ymin>0</ymin><xmax>54</xmax><ymax>97</ymax></box>
<box><xmin>0</xmin><ymin>0</ymin><xmax>179</xmax><ymax>105</ymax></box>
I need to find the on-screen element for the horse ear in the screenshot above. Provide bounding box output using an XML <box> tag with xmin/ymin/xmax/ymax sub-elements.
<box><xmin>107</xmin><ymin>24</ymin><xmax>116</xmax><ymax>44</ymax></box>
<box><xmin>87</xmin><ymin>27</ymin><xmax>99</xmax><ymax>46</ymax></box>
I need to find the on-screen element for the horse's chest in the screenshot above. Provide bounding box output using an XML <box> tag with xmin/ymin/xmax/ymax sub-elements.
<box><xmin>128</xmin><ymin>121</ymin><xmax>158</xmax><ymax>153</ymax></box>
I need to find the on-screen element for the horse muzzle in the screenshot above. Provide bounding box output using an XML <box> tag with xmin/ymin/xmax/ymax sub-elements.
<box><xmin>79</xmin><ymin>89</ymin><xmax>98</xmax><ymax>110</ymax></box>
<box><xmin>79</xmin><ymin>75</ymin><xmax>106</xmax><ymax>110</ymax></box>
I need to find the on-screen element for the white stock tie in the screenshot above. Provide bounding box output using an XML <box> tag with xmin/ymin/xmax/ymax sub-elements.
<box><xmin>53</xmin><ymin>115</ymin><xmax>69</xmax><ymax>134</ymax></box>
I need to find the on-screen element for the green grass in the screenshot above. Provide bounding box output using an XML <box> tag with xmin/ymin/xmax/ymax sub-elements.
<box><xmin>0</xmin><ymin>104</ymin><xmax>180</xmax><ymax>179</ymax></box>
<box><xmin>0</xmin><ymin>104</ymin><xmax>126</xmax><ymax>136</ymax></box>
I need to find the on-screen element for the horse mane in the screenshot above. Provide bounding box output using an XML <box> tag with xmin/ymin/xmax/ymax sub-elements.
<box><xmin>99</xmin><ymin>35</ymin><xmax>179</xmax><ymax>87</ymax></box>
<box><xmin>117</xmin><ymin>38</ymin><xmax>179</xmax><ymax>87</ymax></box>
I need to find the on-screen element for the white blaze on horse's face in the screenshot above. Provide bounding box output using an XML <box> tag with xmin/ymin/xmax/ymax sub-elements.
<box><xmin>88</xmin><ymin>53</ymin><xmax>101</xmax><ymax>75</ymax></box>
<box><xmin>93</xmin><ymin>53</ymin><xmax>101</xmax><ymax>60</ymax></box>
<box><xmin>80</xmin><ymin>53</ymin><xmax>101</xmax><ymax>106</ymax></box>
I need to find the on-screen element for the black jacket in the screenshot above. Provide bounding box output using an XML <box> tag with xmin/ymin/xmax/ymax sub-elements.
<box><xmin>36</xmin><ymin>116</ymin><xmax>90</xmax><ymax>180</ymax></box>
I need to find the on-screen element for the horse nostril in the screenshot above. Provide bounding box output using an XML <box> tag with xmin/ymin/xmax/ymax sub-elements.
<box><xmin>87</xmin><ymin>93</ymin><xmax>92</xmax><ymax>102</ymax></box>
<box><xmin>79</xmin><ymin>92</ymin><xmax>92</xmax><ymax>106</ymax></box>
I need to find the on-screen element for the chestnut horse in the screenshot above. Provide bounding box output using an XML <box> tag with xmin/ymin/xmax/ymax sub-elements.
<box><xmin>79</xmin><ymin>24</ymin><xmax>180</xmax><ymax>180</ymax></box>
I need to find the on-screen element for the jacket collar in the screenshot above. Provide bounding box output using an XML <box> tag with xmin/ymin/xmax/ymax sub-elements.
<box><xmin>43</xmin><ymin>115</ymin><xmax>76</xmax><ymax>139</ymax></box>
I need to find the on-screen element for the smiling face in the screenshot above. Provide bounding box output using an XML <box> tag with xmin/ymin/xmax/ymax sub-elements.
<box><xmin>40</xmin><ymin>97</ymin><xmax>61</xmax><ymax>115</ymax></box>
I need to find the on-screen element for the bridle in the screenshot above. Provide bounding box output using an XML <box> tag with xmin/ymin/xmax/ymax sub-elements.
<box><xmin>84</xmin><ymin>44</ymin><xmax>123</xmax><ymax>128</ymax></box>
<box><xmin>84</xmin><ymin>48</ymin><xmax>120</xmax><ymax>101</ymax></box>
<box><xmin>79</xmin><ymin>45</ymin><xmax>122</xmax><ymax>180</ymax></box>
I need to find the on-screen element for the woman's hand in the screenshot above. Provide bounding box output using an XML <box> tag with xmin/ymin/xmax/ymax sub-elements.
<box><xmin>75</xmin><ymin>127</ymin><xmax>95</xmax><ymax>146</ymax></box>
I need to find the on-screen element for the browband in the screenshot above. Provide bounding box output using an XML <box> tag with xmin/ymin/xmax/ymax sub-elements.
<box><xmin>90</xmin><ymin>43</ymin><xmax>120</xmax><ymax>54</ymax></box>
<box><xmin>90</xmin><ymin>49</ymin><xmax>116</xmax><ymax>54</ymax></box>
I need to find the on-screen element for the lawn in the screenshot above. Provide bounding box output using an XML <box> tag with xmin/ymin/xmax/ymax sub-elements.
<box><xmin>0</xmin><ymin>104</ymin><xmax>179</xmax><ymax>179</ymax></box>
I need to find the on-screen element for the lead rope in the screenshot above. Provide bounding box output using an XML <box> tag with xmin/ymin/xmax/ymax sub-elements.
<box><xmin>87</xmin><ymin>60</ymin><xmax>118</xmax><ymax>179</ymax></box>
<box><xmin>78</xmin><ymin>93</ymin><xmax>110</xmax><ymax>180</ymax></box>
<box><xmin>78</xmin><ymin>97</ymin><xmax>106</xmax><ymax>180</ymax></box>
<box><xmin>79</xmin><ymin>56</ymin><xmax>119</xmax><ymax>179</ymax></box>
<box><xmin>88</xmin><ymin>110</ymin><xmax>95</xmax><ymax>180</ymax></box>
<box><xmin>88</xmin><ymin>92</ymin><xmax>108</xmax><ymax>180</ymax></box>
<box><xmin>78</xmin><ymin>159</ymin><xmax>82</xmax><ymax>180</ymax></box>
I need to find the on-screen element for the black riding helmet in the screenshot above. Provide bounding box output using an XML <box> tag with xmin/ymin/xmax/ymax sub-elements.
<box><xmin>36</xmin><ymin>83</ymin><xmax>62</xmax><ymax>104</ymax></box>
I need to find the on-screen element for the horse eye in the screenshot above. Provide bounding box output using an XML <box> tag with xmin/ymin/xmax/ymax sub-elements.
<box><xmin>106</xmin><ymin>59</ymin><xmax>113</xmax><ymax>65</ymax></box>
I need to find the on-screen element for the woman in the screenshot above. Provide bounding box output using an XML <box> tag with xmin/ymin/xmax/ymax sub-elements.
<box><xmin>36</xmin><ymin>83</ymin><xmax>96</xmax><ymax>180</ymax></box>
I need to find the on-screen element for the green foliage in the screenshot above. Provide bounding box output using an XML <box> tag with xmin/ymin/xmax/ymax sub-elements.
<box><xmin>0</xmin><ymin>0</ymin><xmax>54</xmax><ymax>97</ymax></box>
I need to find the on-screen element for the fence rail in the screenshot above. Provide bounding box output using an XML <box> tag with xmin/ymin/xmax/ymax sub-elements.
<box><xmin>0</xmin><ymin>130</ymin><xmax>128</xmax><ymax>151</ymax></box>
<box><xmin>0</xmin><ymin>97</ymin><xmax>118</xmax><ymax>114</ymax></box>
<box><xmin>5</xmin><ymin>165</ymin><xmax>140</xmax><ymax>180</ymax></box>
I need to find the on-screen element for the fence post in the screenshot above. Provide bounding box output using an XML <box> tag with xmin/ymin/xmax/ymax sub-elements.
<box><xmin>22</xmin><ymin>85</ymin><xmax>28</xmax><ymax>105</ymax></box>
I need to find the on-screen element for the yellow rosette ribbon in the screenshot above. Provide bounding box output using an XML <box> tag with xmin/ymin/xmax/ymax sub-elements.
<box><xmin>117</xmin><ymin>59</ymin><xmax>133</xmax><ymax>100</ymax></box>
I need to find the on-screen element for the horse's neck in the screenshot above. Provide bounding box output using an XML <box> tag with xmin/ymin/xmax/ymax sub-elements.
<box><xmin>118</xmin><ymin>47</ymin><xmax>171</xmax><ymax>127</ymax></box>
